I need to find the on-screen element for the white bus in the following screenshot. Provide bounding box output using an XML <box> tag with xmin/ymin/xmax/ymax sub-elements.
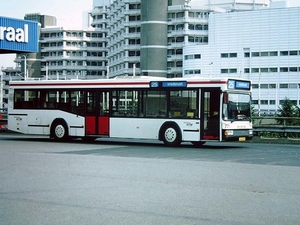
<box><xmin>8</xmin><ymin>77</ymin><xmax>253</xmax><ymax>146</ymax></box>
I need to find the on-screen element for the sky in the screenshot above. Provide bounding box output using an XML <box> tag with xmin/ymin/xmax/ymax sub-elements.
<box><xmin>0</xmin><ymin>0</ymin><xmax>93</xmax><ymax>69</ymax></box>
<box><xmin>1</xmin><ymin>0</ymin><xmax>300</xmax><ymax>69</ymax></box>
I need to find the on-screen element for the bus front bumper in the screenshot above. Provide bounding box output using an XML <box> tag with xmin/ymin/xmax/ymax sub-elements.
<box><xmin>222</xmin><ymin>129</ymin><xmax>253</xmax><ymax>141</ymax></box>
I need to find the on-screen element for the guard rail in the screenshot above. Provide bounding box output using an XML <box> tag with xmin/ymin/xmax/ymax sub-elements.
<box><xmin>253</xmin><ymin>116</ymin><xmax>300</xmax><ymax>138</ymax></box>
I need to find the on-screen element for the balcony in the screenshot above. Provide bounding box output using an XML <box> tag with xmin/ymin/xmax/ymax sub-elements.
<box><xmin>167</xmin><ymin>55</ymin><xmax>183</xmax><ymax>61</ymax></box>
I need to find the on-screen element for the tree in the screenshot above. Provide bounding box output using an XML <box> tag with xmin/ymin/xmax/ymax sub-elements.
<box><xmin>277</xmin><ymin>97</ymin><xmax>300</xmax><ymax>125</ymax></box>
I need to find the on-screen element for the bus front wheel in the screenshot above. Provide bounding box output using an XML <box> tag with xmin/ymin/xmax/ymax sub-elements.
<box><xmin>51</xmin><ymin>120</ymin><xmax>69</xmax><ymax>141</ymax></box>
<box><xmin>161</xmin><ymin>124</ymin><xmax>181</xmax><ymax>147</ymax></box>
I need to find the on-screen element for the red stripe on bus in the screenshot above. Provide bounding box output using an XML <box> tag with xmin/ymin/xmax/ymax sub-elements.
<box><xmin>10</xmin><ymin>80</ymin><xmax>228</xmax><ymax>87</ymax></box>
<box><xmin>10</xmin><ymin>81</ymin><xmax>150</xmax><ymax>87</ymax></box>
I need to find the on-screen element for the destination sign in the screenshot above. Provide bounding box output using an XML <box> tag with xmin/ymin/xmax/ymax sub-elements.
<box><xmin>228</xmin><ymin>79</ymin><xmax>251</xmax><ymax>90</ymax></box>
<box><xmin>150</xmin><ymin>81</ymin><xmax>187</xmax><ymax>88</ymax></box>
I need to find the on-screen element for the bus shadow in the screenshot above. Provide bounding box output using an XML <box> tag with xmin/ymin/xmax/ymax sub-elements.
<box><xmin>56</xmin><ymin>139</ymin><xmax>248</xmax><ymax>162</ymax></box>
<box><xmin>1</xmin><ymin>134</ymin><xmax>246</xmax><ymax>150</ymax></box>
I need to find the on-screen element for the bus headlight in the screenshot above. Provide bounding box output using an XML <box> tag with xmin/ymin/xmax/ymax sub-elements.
<box><xmin>249</xmin><ymin>130</ymin><xmax>253</xmax><ymax>135</ymax></box>
<box><xmin>224</xmin><ymin>130</ymin><xmax>234</xmax><ymax>136</ymax></box>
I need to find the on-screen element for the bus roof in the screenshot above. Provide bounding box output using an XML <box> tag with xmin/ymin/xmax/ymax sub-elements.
<box><xmin>9</xmin><ymin>76</ymin><xmax>251</xmax><ymax>91</ymax></box>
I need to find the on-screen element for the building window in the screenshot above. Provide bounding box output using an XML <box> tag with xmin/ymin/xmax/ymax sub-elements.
<box><xmin>269</xmin><ymin>68</ymin><xmax>278</xmax><ymax>72</ymax></box>
<box><xmin>244</xmin><ymin>52</ymin><xmax>250</xmax><ymax>57</ymax></box>
<box><xmin>289</xmin><ymin>83</ymin><xmax>298</xmax><ymax>89</ymax></box>
<box><xmin>289</xmin><ymin>67</ymin><xmax>298</xmax><ymax>72</ymax></box>
<box><xmin>185</xmin><ymin>55</ymin><xmax>193</xmax><ymax>60</ymax></box>
<box><xmin>184</xmin><ymin>69</ymin><xmax>201</xmax><ymax>75</ymax></box>
<box><xmin>176</xmin><ymin>36</ymin><xmax>184</xmax><ymax>42</ymax></box>
<box><xmin>289</xmin><ymin>50</ymin><xmax>298</xmax><ymax>56</ymax></box>
<box><xmin>280</xmin><ymin>67</ymin><xmax>289</xmax><ymax>72</ymax></box>
<box><xmin>280</xmin><ymin>51</ymin><xmax>288</xmax><ymax>56</ymax></box>
<box><xmin>260</xmin><ymin>68</ymin><xmax>268</xmax><ymax>73</ymax></box>
<box><xmin>188</xmin><ymin>24</ymin><xmax>195</xmax><ymax>30</ymax></box>
<box><xmin>280</xmin><ymin>84</ymin><xmax>288</xmax><ymax>88</ymax></box>
<box><xmin>221</xmin><ymin>53</ymin><xmax>237</xmax><ymax>58</ymax></box>
<box><xmin>269</xmin><ymin>51</ymin><xmax>278</xmax><ymax>56</ymax></box>
<box><xmin>244</xmin><ymin>68</ymin><xmax>250</xmax><ymax>73</ymax></box>
<box><xmin>252</xmin><ymin>52</ymin><xmax>259</xmax><ymax>57</ymax></box>
<box><xmin>185</xmin><ymin>54</ymin><xmax>201</xmax><ymax>60</ymax></box>
<box><xmin>260</xmin><ymin>100</ymin><xmax>268</xmax><ymax>105</ymax></box>
<box><xmin>229</xmin><ymin>68</ymin><xmax>237</xmax><ymax>73</ymax></box>
<box><xmin>270</xmin><ymin>100</ymin><xmax>276</xmax><ymax>105</ymax></box>
<box><xmin>280</xmin><ymin>99</ymin><xmax>297</xmax><ymax>105</ymax></box>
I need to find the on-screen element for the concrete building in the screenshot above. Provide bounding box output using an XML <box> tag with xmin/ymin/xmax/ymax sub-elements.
<box><xmin>39</xmin><ymin>27</ymin><xmax>107</xmax><ymax>79</ymax></box>
<box><xmin>9</xmin><ymin>12</ymin><xmax>107</xmax><ymax>80</ymax></box>
<box><xmin>90</xmin><ymin>0</ymin><xmax>270</xmax><ymax>78</ymax></box>
<box><xmin>2</xmin><ymin>0</ymin><xmax>298</xmax><ymax>115</ymax></box>
<box><xmin>183</xmin><ymin>6</ymin><xmax>300</xmax><ymax>114</ymax></box>
<box><xmin>13</xmin><ymin>13</ymin><xmax>57</xmax><ymax>79</ymax></box>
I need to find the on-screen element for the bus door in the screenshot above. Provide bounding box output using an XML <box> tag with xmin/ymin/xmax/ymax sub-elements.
<box><xmin>85</xmin><ymin>91</ymin><xmax>110</xmax><ymax>136</ymax></box>
<box><xmin>201</xmin><ymin>89</ymin><xmax>221</xmax><ymax>140</ymax></box>
<box><xmin>98</xmin><ymin>91</ymin><xmax>110</xmax><ymax>135</ymax></box>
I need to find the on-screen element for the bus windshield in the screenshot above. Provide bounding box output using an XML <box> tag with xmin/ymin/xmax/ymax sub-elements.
<box><xmin>223</xmin><ymin>93</ymin><xmax>251</xmax><ymax>121</ymax></box>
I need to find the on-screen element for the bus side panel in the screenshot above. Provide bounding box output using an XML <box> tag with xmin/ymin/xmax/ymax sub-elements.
<box><xmin>85</xmin><ymin>116</ymin><xmax>96</xmax><ymax>135</ymax></box>
<box><xmin>8</xmin><ymin>113</ymin><xmax>28</xmax><ymax>134</ymax></box>
<box><xmin>109</xmin><ymin>118</ymin><xmax>201</xmax><ymax>142</ymax></box>
<box><xmin>110</xmin><ymin>118</ymin><xmax>163</xmax><ymax>139</ymax></box>
<box><xmin>9</xmin><ymin>110</ymin><xmax>85</xmax><ymax>137</ymax></box>
<box><xmin>177</xmin><ymin>120</ymin><xmax>201</xmax><ymax>141</ymax></box>
<box><xmin>98</xmin><ymin>116</ymin><xmax>109</xmax><ymax>135</ymax></box>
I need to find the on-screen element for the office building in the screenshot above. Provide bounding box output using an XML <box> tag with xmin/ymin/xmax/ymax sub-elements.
<box><xmin>183</xmin><ymin>6</ymin><xmax>300</xmax><ymax>114</ymax></box>
<box><xmin>90</xmin><ymin>0</ymin><xmax>269</xmax><ymax>78</ymax></box>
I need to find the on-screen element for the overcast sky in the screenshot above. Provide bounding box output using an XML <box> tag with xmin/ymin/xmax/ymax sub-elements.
<box><xmin>0</xmin><ymin>0</ymin><xmax>93</xmax><ymax>27</ymax></box>
<box><xmin>1</xmin><ymin>0</ymin><xmax>300</xmax><ymax>68</ymax></box>
<box><xmin>0</xmin><ymin>0</ymin><xmax>93</xmax><ymax>68</ymax></box>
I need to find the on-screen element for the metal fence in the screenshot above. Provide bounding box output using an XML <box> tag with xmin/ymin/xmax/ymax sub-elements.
<box><xmin>253</xmin><ymin>116</ymin><xmax>300</xmax><ymax>138</ymax></box>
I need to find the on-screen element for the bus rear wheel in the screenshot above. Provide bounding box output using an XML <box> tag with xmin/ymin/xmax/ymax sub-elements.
<box><xmin>51</xmin><ymin>121</ymin><xmax>69</xmax><ymax>141</ymax></box>
<box><xmin>161</xmin><ymin>124</ymin><xmax>181</xmax><ymax>147</ymax></box>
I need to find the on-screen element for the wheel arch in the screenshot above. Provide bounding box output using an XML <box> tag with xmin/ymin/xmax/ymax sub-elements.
<box><xmin>158</xmin><ymin>121</ymin><xmax>182</xmax><ymax>142</ymax></box>
<box><xmin>50</xmin><ymin>118</ymin><xmax>69</xmax><ymax>138</ymax></box>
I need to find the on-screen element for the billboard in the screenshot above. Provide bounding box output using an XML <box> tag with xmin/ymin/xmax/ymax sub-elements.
<box><xmin>0</xmin><ymin>16</ymin><xmax>39</xmax><ymax>53</ymax></box>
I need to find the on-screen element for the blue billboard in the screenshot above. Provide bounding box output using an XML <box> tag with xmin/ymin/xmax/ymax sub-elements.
<box><xmin>0</xmin><ymin>16</ymin><xmax>39</xmax><ymax>53</ymax></box>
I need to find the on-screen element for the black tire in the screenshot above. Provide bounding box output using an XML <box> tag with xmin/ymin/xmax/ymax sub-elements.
<box><xmin>52</xmin><ymin>121</ymin><xmax>69</xmax><ymax>141</ymax></box>
<box><xmin>161</xmin><ymin>124</ymin><xmax>181</xmax><ymax>147</ymax></box>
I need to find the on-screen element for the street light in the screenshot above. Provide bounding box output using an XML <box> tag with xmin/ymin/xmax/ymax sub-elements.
<box><xmin>0</xmin><ymin>67</ymin><xmax>3</xmax><ymax>109</ymax></box>
<box><xmin>209</xmin><ymin>62</ymin><xmax>213</xmax><ymax>77</ymax></box>
<box><xmin>21</xmin><ymin>55</ymin><xmax>28</xmax><ymax>80</ymax></box>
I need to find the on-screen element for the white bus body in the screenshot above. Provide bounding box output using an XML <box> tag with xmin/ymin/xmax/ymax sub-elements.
<box><xmin>8</xmin><ymin>77</ymin><xmax>253</xmax><ymax>146</ymax></box>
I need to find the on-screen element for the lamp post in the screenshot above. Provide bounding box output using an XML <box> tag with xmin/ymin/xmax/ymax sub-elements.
<box><xmin>45</xmin><ymin>62</ymin><xmax>48</xmax><ymax>80</ymax></box>
<box><xmin>209</xmin><ymin>62</ymin><xmax>213</xmax><ymax>77</ymax></box>
<box><xmin>0</xmin><ymin>67</ymin><xmax>3</xmax><ymax>109</ymax></box>
<box><xmin>258</xmin><ymin>71</ymin><xmax>261</xmax><ymax>116</ymax></box>
<box><xmin>106</xmin><ymin>66</ymin><xmax>109</xmax><ymax>79</ymax></box>
<box><xmin>21</xmin><ymin>55</ymin><xmax>28</xmax><ymax>80</ymax></box>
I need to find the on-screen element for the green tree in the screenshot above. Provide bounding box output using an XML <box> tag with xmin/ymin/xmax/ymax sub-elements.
<box><xmin>277</xmin><ymin>97</ymin><xmax>300</xmax><ymax>125</ymax></box>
